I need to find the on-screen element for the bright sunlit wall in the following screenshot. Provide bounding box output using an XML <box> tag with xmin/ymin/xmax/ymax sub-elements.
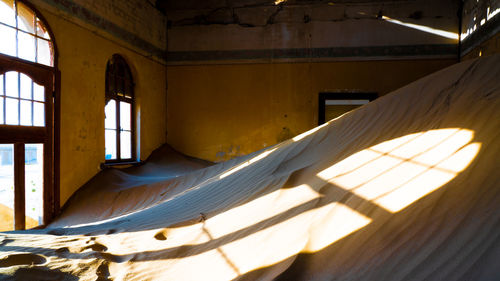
<box><xmin>44</xmin><ymin>12</ymin><xmax>167</xmax><ymax>206</ymax></box>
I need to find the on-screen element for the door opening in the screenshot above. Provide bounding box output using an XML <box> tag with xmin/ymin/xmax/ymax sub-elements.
<box><xmin>0</xmin><ymin>65</ymin><xmax>55</xmax><ymax>230</ymax></box>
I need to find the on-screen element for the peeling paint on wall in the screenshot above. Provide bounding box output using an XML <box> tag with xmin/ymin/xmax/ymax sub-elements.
<box><xmin>215</xmin><ymin>145</ymin><xmax>244</xmax><ymax>162</ymax></box>
<box><xmin>167</xmin><ymin>0</ymin><xmax>459</xmax><ymax>64</ymax></box>
<box><xmin>31</xmin><ymin>0</ymin><xmax>167</xmax><ymax>62</ymax></box>
<box><xmin>277</xmin><ymin>127</ymin><xmax>294</xmax><ymax>143</ymax></box>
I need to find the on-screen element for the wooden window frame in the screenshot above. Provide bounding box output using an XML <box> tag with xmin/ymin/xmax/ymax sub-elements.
<box><xmin>0</xmin><ymin>0</ymin><xmax>60</xmax><ymax>229</ymax></box>
<box><xmin>0</xmin><ymin>0</ymin><xmax>55</xmax><ymax>66</ymax></box>
<box><xmin>318</xmin><ymin>91</ymin><xmax>378</xmax><ymax>125</ymax></box>
<box><xmin>104</xmin><ymin>54</ymin><xmax>136</xmax><ymax>164</ymax></box>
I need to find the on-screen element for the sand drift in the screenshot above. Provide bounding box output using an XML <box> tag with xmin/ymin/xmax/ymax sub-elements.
<box><xmin>1</xmin><ymin>55</ymin><xmax>500</xmax><ymax>280</ymax></box>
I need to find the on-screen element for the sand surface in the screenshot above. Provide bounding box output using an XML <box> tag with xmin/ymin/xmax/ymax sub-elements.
<box><xmin>1</xmin><ymin>55</ymin><xmax>499</xmax><ymax>280</ymax></box>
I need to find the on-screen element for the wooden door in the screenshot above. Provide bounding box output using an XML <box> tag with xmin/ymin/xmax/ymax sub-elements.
<box><xmin>0</xmin><ymin>55</ymin><xmax>54</xmax><ymax>230</ymax></box>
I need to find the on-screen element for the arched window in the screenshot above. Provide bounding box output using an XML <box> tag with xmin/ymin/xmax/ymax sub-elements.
<box><xmin>0</xmin><ymin>0</ymin><xmax>54</xmax><ymax>66</ymax></box>
<box><xmin>0</xmin><ymin>0</ymin><xmax>58</xmax><ymax>231</ymax></box>
<box><xmin>105</xmin><ymin>54</ymin><xmax>135</xmax><ymax>163</ymax></box>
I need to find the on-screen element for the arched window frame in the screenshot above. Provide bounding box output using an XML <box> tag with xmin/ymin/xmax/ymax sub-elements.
<box><xmin>104</xmin><ymin>54</ymin><xmax>135</xmax><ymax>163</ymax></box>
<box><xmin>0</xmin><ymin>0</ymin><xmax>60</xmax><ymax>229</ymax></box>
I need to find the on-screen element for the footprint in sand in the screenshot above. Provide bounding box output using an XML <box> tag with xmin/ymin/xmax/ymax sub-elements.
<box><xmin>55</xmin><ymin>241</ymin><xmax>108</xmax><ymax>258</ymax></box>
<box><xmin>82</xmin><ymin>243</ymin><xmax>108</xmax><ymax>252</ymax></box>
<box><xmin>0</xmin><ymin>253</ymin><xmax>47</xmax><ymax>267</ymax></box>
<box><xmin>154</xmin><ymin>229</ymin><xmax>169</xmax><ymax>241</ymax></box>
<box><xmin>82</xmin><ymin>242</ymin><xmax>132</xmax><ymax>263</ymax></box>
<box><xmin>0</xmin><ymin>236</ymin><xmax>11</xmax><ymax>246</ymax></box>
<box><xmin>46</xmin><ymin>228</ymin><xmax>65</xmax><ymax>236</ymax></box>
<box><xmin>54</xmin><ymin>247</ymin><xmax>70</xmax><ymax>256</ymax></box>
<box><xmin>56</xmin><ymin>239</ymin><xmax>132</xmax><ymax>263</ymax></box>
<box><xmin>95</xmin><ymin>261</ymin><xmax>111</xmax><ymax>281</ymax></box>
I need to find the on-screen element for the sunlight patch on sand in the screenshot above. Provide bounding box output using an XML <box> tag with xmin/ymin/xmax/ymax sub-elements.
<box><xmin>292</xmin><ymin>122</ymin><xmax>328</xmax><ymax>142</ymax></box>
<box><xmin>159</xmin><ymin>185</ymin><xmax>372</xmax><ymax>277</ymax></box>
<box><xmin>317</xmin><ymin>128</ymin><xmax>480</xmax><ymax>212</ymax></box>
<box><xmin>304</xmin><ymin>203</ymin><xmax>372</xmax><ymax>252</ymax></box>
<box><xmin>204</xmin><ymin>184</ymin><xmax>320</xmax><ymax>240</ymax></box>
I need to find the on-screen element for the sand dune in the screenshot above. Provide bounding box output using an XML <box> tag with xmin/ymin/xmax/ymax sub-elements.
<box><xmin>1</xmin><ymin>55</ymin><xmax>499</xmax><ymax>280</ymax></box>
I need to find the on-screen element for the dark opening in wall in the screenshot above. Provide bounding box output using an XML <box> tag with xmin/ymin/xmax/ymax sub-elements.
<box><xmin>318</xmin><ymin>92</ymin><xmax>378</xmax><ymax>125</ymax></box>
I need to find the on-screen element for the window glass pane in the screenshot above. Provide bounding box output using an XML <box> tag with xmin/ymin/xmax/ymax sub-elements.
<box><xmin>33</xmin><ymin>82</ymin><xmax>44</xmax><ymax>101</ymax></box>
<box><xmin>18</xmin><ymin>32</ymin><xmax>36</xmax><ymax>62</ymax></box>
<box><xmin>105</xmin><ymin>99</ymin><xmax>116</xmax><ymax>129</ymax></box>
<box><xmin>0</xmin><ymin>25</ymin><xmax>16</xmax><ymax>57</ymax></box>
<box><xmin>125</xmin><ymin>82</ymin><xmax>133</xmax><ymax>98</ymax></box>
<box><xmin>0</xmin><ymin>97</ymin><xmax>4</xmax><ymax>124</ymax></box>
<box><xmin>36</xmin><ymin>18</ymin><xmax>50</xmax><ymax>39</ymax></box>
<box><xmin>33</xmin><ymin>102</ymin><xmax>44</xmax><ymax>126</ymax></box>
<box><xmin>25</xmin><ymin>143</ymin><xmax>43</xmax><ymax>229</ymax></box>
<box><xmin>0</xmin><ymin>75</ymin><xmax>3</xmax><ymax>124</ymax></box>
<box><xmin>20</xmin><ymin>100</ymin><xmax>32</xmax><ymax>126</ymax></box>
<box><xmin>37</xmin><ymin>38</ymin><xmax>52</xmax><ymax>66</ymax></box>
<box><xmin>116</xmin><ymin>64</ymin><xmax>125</xmax><ymax>77</ymax></box>
<box><xmin>120</xmin><ymin>102</ymin><xmax>131</xmax><ymax>131</ymax></box>
<box><xmin>0</xmin><ymin>144</ymin><xmax>14</xmax><ymax>231</ymax></box>
<box><xmin>105</xmin><ymin>129</ymin><xmax>117</xmax><ymax>160</ymax></box>
<box><xmin>0</xmin><ymin>0</ymin><xmax>15</xmax><ymax>26</ymax></box>
<box><xmin>5</xmin><ymin>71</ymin><xmax>18</xmax><ymax>97</ymax></box>
<box><xmin>6</xmin><ymin>97</ymin><xmax>18</xmax><ymax>125</ymax></box>
<box><xmin>107</xmin><ymin>73</ymin><xmax>115</xmax><ymax>94</ymax></box>
<box><xmin>17</xmin><ymin>2</ymin><xmax>35</xmax><ymax>34</ymax></box>
<box><xmin>116</xmin><ymin>77</ymin><xmax>125</xmax><ymax>96</ymax></box>
<box><xmin>20</xmin><ymin>73</ymin><xmax>32</xmax><ymax>99</ymax></box>
<box><xmin>120</xmin><ymin>131</ymin><xmax>132</xmax><ymax>159</ymax></box>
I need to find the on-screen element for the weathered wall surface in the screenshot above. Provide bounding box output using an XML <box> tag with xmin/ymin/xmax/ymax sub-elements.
<box><xmin>32</xmin><ymin>0</ymin><xmax>167</xmax><ymax>62</ymax></box>
<box><xmin>462</xmin><ymin>32</ymin><xmax>500</xmax><ymax>59</ymax></box>
<box><xmin>167</xmin><ymin>0</ymin><xmax>459</xmax><ymax>63</ymax></box>
<box><xmin>461</xmin><ymin>0</ymin><xmax>500</xmax><ymax>59</ymax></box>
<box><xmin>167</xmin><ymin>59</ymin><xmax>454</xmax><ymax>161</ymax></box>
<box><xmin>166</xmin><ymin>0</ymin><xmax>459</xmax><ymax>161</ymax></box>
<box><xmin>28</xmin><ymin>0</ymin><xmax>168</xmax><ymax>205</ymax></box>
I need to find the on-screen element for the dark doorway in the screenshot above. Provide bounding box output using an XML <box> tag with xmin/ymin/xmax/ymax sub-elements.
<box><xmin>318</xmin><ymin>92</ymin><xmax>378</xmax><ymax>125</ymax></box>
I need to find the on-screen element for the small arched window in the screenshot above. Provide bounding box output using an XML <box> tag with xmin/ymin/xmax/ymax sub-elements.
<box><xmin>105</xmin><ymin>54</ymin><xmax>135</xmax><ymax>162</ymax></box>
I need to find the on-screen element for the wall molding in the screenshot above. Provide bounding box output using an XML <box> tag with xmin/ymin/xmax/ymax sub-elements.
<box><xmin>167</xmin><ymin>44</ymin><xmax>457</xmax><ymax>65</ymax></box>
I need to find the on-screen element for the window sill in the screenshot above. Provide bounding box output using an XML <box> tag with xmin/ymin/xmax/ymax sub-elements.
<box><xmin>100</xmin><ymin>160</ymin><xmax>144</xmax><ymax>169</ymax></box>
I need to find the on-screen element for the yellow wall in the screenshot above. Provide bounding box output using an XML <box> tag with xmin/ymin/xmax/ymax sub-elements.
<box><xmin>167</xmin><ymin>59</ymin><xmax>455</xmax><ymax>162</ymax></box>
<box><xmin>38</xmin><ymin>11</ymin><xmax>167</xmax><ymax>206</ymax></box>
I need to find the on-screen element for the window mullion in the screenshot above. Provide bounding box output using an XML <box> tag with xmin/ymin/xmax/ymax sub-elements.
<box><xmin>17</xmin><ymin>73</ymin><xmax>20</xmax><ymax>125</ymax></box>
<box><xmin>131</xmin><ymin>99</ymin><xmax>135</xmax><ymax>161</ymax></box>
<box><xmin>31</xmin><ymin>81</ymin><xmax>34</xmax><ymax>125</ymax></box>
<box><xmin>3</xmin><ymin>75</ymin><xmax>6</xmax><ymax>123</ymax></box>
<box><xmin>33</xmin><ymin>8</ymin><xmax>37</xmax><ymax>62</ymax></box>
<box><xmin>14</xmin><ymin>142</ymin><xmax>25</xmax><ymax>230</ymax></box>
<box><xmin>116</xmin><ymin>98</ymin><xmax>121</xmax><ymax>160</ymax></box>
<box><xmin>15</xmin><ymin>0</ymin><xmax>18</xmax><ymax>58</ymax></box>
